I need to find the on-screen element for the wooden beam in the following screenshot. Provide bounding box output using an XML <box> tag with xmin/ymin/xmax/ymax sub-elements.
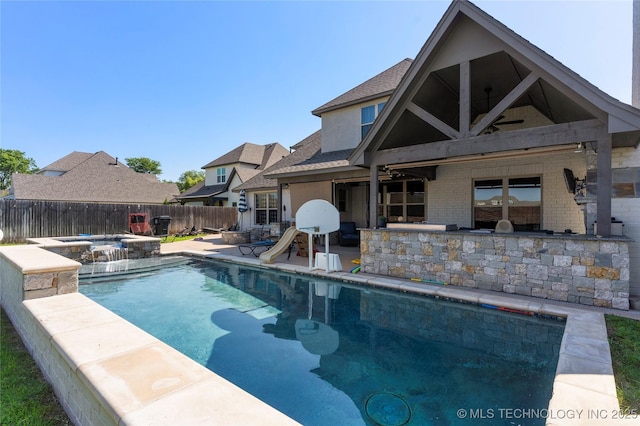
<box><xmin>459</xmin><ymin>61</ymin><xmax>471</xmax><ymax>138</ymax></box>
<box><xmin>470</xmin><ymin>72</ymin><xmax>539</xmax><ymax>136</ymax></box>
<box><xmin>406</xmin><ymin>102</ymin><xmax>460</xmax><ymax>139</ymax></box>
<box><xmin>370</xmin><ymin>119</ymin><xmax>605</xmax><ymax>165</ymax></box>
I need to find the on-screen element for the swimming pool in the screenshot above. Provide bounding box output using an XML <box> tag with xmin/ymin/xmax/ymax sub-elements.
<box><xmin>80</xmin><ymin>257</ymin><xmax>565</xmax><ymax>426</ymax></box>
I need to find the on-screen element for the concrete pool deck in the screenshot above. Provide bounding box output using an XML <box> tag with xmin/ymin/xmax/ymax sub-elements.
<box><xmin>1</xmin><ymin>236</ymin><xmax>638</xmax><ymax>425</ymax></box>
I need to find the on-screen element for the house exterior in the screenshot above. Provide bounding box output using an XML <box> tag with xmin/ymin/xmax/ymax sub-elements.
<box><xmin>234</xmin><ymin>131</ymin><xmax>322</xmax><ymax>230</ymax></box>
<box><xmin>6</xmin><ymin>151</ymin><xmax>179</xmax><ymax>204</ymax></box>
<box><xmin>266</xmin><ymin>59</ymin><xmax>413</xmax><ymax>228</ymax></box>
<box><xmin>264</xmin><ymin>0</ymin><xmax>640</xmax><ymax>307</ymax></box>
<box><xmin>175</xmin><ymin>142</ymin><xmax>289</xmax><ymax>208</ymax></box>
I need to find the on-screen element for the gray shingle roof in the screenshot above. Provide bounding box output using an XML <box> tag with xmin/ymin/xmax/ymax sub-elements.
<box><xmin>11</xmin><ymin>151</ymin><xmax>179</xmax><ymax>203</ymax></box>
<box><xmin>235</xmin><ymin>131</ymin><xmax>322</xmax><ymax>191</ymax></box>
<box><xmin>175</xmin><ymin>181</ymin><xmax>227</xmax><ymax>200</ymax></box>
<box><xmin>39</xmin><ymin>151</ymin><xmax>94</xmax><ymax>173</ymax></box>
<box><xmin>311</xmin><ymin>59</ymin><xmax>413</xmax><ymax>116</ymax></box>
<box><xmin>265</xmin><ymin>147</ymin><xmax>353</xmax><ymax>177</ymax></box>
<box><xmin>201</xmin><ymin>142</ymin><xmax>289</xmax><ymax>169</ymax></box>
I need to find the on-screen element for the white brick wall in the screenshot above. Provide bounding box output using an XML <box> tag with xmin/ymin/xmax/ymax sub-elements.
<box><xmin>427</xmin><ymin>151</ymin><xmax>585</xmax><ymax>232</ymax></box>
<box><xmin>611</xmin><ymin>146</ymin><xmax>640</xmax><ymax>296</ymax></box>
<box><xmin>426</xmin><ymin>147</ymin><xmax>640</xmax><ymax>295</ymax></box>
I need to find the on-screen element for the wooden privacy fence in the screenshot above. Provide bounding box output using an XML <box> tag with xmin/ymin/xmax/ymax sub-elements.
<box><xmin>0</xmin><ymin>199</ymin><xmax>238</xmax><ymax>244</ymax></box>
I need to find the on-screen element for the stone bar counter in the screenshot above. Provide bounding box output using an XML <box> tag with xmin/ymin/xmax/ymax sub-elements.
<box><xmin>360</xmin><ymin>225</ymin><xmax>631</xmax><ymax>310</ymax></box>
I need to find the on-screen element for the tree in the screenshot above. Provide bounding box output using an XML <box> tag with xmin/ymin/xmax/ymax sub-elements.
<box><xmin>124</xmin><ymin>157</ymin><xmax>162</xmax><ymax>174</ymax></box>
<box><xmin>0</xmin><ymin>149</ymin><xmax>38</xmax><ymax>191</ymax></box>
<box><xmin>178</xmin><ymin>170</ymin><xmax>205</xmax><ymax>192</ymax></box>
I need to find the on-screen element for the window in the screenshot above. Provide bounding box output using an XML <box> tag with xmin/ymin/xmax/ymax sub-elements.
<box><xmin>474</xmin><ymin>177</ymin><xmax>541</xmax><ymax>230</ymax></box>
<box><xmin>379</xmin><ymin>180</ymin><xmax>425</xmax><ymax>222</ymax></box>
<box><xmin>361</xmin><ymin>102</ymin><xmax>387</xmax><ymax>139</ymax></box>
<box><xmin>217</xmin><ymin>167</ymin><xmax>226</xmax><ymax>183</ymax></box>
<box><xmin>254</xmin><ymin>192</ymin><xmax>278</xmax><ymax>225</ymax></box>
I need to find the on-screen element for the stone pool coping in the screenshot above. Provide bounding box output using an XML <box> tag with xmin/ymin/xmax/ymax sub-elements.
<box><xmin>1</xmin><ymin>243</ymin><xmax>637</xmax><ymax>425</ymax></box>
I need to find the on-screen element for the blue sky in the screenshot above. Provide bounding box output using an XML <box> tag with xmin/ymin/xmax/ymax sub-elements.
<box><xmin>1</xmin><ymin>0</ymin><xmax>634</xmax><ymax>182</ymax></box>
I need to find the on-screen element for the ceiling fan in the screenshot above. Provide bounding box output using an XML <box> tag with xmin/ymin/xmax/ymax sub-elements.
<box><xmin>483</xmin><ymin>87</ymin><xmax>524</xmax><ymax>134</ymax></box>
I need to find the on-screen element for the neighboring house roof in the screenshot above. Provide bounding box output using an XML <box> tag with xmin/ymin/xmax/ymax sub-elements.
<box><xmin>237</xmin><ymin>131</ymin><xmax>323</xmax><ymax>190</ymax></box>
<box><xmin>311</xmin><ymin>59</ymin><xmax>413</xmax><ymax>116</ymax></box>
<box><xmin>175</xmin><ymin>142</ymin><xmax>289</xmax><ymax>202</ymax></box>
<box><xmin>175</xmin><ymin>168</ymin><xmax>237</xmax><ymax>201</ymax></box>
<box><xmin>38</xmin><ymin>151</ymin><xmax>94</xmax><ymax>174</ymax></box>
<box><xmin>201</xmin><ymin>142</ymin><xmax>289</xmax><ymax>169</ymax></box>
<box><xmin>10</xmin><ymin>151</ymin><xmax>179</xmax><ymax>204</ymax></box>
<box><xmin>175</xmin><ymin>181</ymin><xmax>228</xmax><ymax>202</ymax></box>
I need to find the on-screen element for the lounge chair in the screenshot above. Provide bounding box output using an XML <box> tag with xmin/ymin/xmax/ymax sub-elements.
<box><xmin>203</xmin><ymin>223</ymin><xmax>238</xmax><ymax>234</ymax></box>
<box><xmin>172</xmin><ymin>226</ymin><xmax>197</xmax><ymax>241</ymax></box>
<box><xmin>238</xmin><ymin>239</ymin><xmax>276</xmax><ymax>256</ymax></box>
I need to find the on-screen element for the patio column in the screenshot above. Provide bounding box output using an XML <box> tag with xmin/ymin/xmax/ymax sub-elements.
<box><xmin>369</xmin><ymin>165</ymin><xmax>379</xmax><ymax>228</ymax></box>
<box><xmin>596</xmin><ymin>133</ymin><xmax>613</xmax><ymax>236</ymax></box>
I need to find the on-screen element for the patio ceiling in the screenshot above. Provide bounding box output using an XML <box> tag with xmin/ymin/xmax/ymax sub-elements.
<box><xmin>351</xmin><ymin>2</ymin><xmax>640</xmax><ymax>171</ymax></box>
<box><xmin>378</xmin><ymin>50</ymin><xmax>597</xmax><ymax>151</ymax></box>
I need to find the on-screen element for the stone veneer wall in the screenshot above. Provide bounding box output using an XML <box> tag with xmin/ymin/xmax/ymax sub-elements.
<box><xmin>361</xmin><ymin>230</ymin><xmax>630</xmax><ymax>310</ymax></box>
<box><xmin>42</xmin><ymin>239</ymin><xmax>161</xmax><ymax>262</ymax></box>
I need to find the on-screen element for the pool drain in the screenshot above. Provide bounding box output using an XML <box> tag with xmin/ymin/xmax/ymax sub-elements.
<box><xmin>365</xmin><ymin>392</ymin><xmax>411</xmax><ymax>426</ymax></box>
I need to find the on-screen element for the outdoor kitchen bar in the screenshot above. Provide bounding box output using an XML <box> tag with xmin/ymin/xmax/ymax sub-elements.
<box><xmin>360</xmin><ymin>225</ymin><xmax>631</xmax><ymax>310</ymax></box>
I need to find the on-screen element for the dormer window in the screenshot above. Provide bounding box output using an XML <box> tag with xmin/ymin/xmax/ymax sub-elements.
<box><xmin>361</xmin><ymin>102</ymin><xmax>386</xmax><ymax>139</ymax></box>
<box><xmin>217</xmin><ymin>167</ymin><xmax>226</xmax><ymax>183</ymax></box>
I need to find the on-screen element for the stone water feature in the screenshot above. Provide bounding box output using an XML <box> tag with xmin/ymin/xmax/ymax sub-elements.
<box><xmin>27</xmin><ymin>234</ymin><xmax>161</xmax><ymax>263</ymax></box>
<box><xmin>88</xmin><ymin>243</ymin><xmax>128</xmax><ymax>263</ymax></box>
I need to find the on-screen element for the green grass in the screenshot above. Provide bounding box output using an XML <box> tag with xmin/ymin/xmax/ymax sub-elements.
<box><xmin>0</xmin><ymin>308</ymin><xmax>72</xmax><ymax>426</ymax></box>
<box><xmin>606</xmin><ymin>314</ymin><xmax>640</xmax><ymax>412</ymax></box>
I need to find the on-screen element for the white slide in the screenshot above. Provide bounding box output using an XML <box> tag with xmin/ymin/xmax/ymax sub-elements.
<box><xmin>259</xmin><ymin>226</ymin><xmax>302</xmax><ymax>264</ymax></box>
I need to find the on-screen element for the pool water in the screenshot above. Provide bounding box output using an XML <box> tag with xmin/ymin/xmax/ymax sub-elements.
<box><xmin>80</xmin><ymin>257</ymin><xmax>565</xmax><ymax>426</ymax></box>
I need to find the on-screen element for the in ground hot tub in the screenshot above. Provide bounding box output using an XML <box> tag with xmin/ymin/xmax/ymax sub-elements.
<box><xmin>27</xmin><ymin>234</ymin><xmax>162</xmax><ymax>263</ymax></box>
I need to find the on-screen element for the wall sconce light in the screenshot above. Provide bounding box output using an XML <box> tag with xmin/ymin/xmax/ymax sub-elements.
<box><xmin>574</xmin><ymin>142</ymin><xmax>584</xmax><ymax>153</ymax></box>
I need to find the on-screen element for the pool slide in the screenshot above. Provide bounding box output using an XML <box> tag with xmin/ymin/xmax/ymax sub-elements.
<box><xmin>259</xmin><ymin>226</ymin><xmax>303</xmax><ymax>264</ymax></box>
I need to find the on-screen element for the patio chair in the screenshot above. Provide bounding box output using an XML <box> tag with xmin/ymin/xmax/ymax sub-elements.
<box><xmin>338</xmin><ymin>222</ymin><xmax>360</xmax><ymax>246</ymax></box>
<box><xmin>238</xmin><ymin>239</ymin><xmax>276</xmax><ymax>257</ymax></box>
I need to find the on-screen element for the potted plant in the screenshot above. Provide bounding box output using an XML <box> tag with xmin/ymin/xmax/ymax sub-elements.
<box><xmin>377</xmin><ymin>215</ymin><xmax>387</xmax><ymax>228</ymax></box>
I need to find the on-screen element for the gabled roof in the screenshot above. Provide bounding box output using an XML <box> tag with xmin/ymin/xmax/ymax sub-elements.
<box><xmin>174</xmin><ymin>168</ymin><xmax>237</xmax><ymax>202</ymax></box>
<box><xmin>10</xmin><ymin>151</ymin><xmax>179</xmax><ymax>203</ymax></box>
<box><xmin>234</xmin><ymin>167</ymin><xmax>262</xmax><ymax>184</ymax></box>
<box><xmin>349</xmin><ymin>0</ymin><xmax>640</xmax><ymax>165</ymax></box>
<box><xmin>38</xmin><ymin>151</ymin><xmax>94</xmax><ymax>173</ymax></box>
<box><xmin>237</xmin><ymin>131</ymin><xmax>323</xmax><ymax>190</ymax></box>
<box><xmin>174</xmin><ymin>181</ymin><xmax>227</xmax><ymax>201</ymax></box>
<box><xmin>201</xmin><ymin>142</ymin><xmax>289</xmax><ymax>169</ymax></box>
<box><xmin>312</xmin><ymin>59</ymin><xmax>413</xmax><ymax>116</ymax></box>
